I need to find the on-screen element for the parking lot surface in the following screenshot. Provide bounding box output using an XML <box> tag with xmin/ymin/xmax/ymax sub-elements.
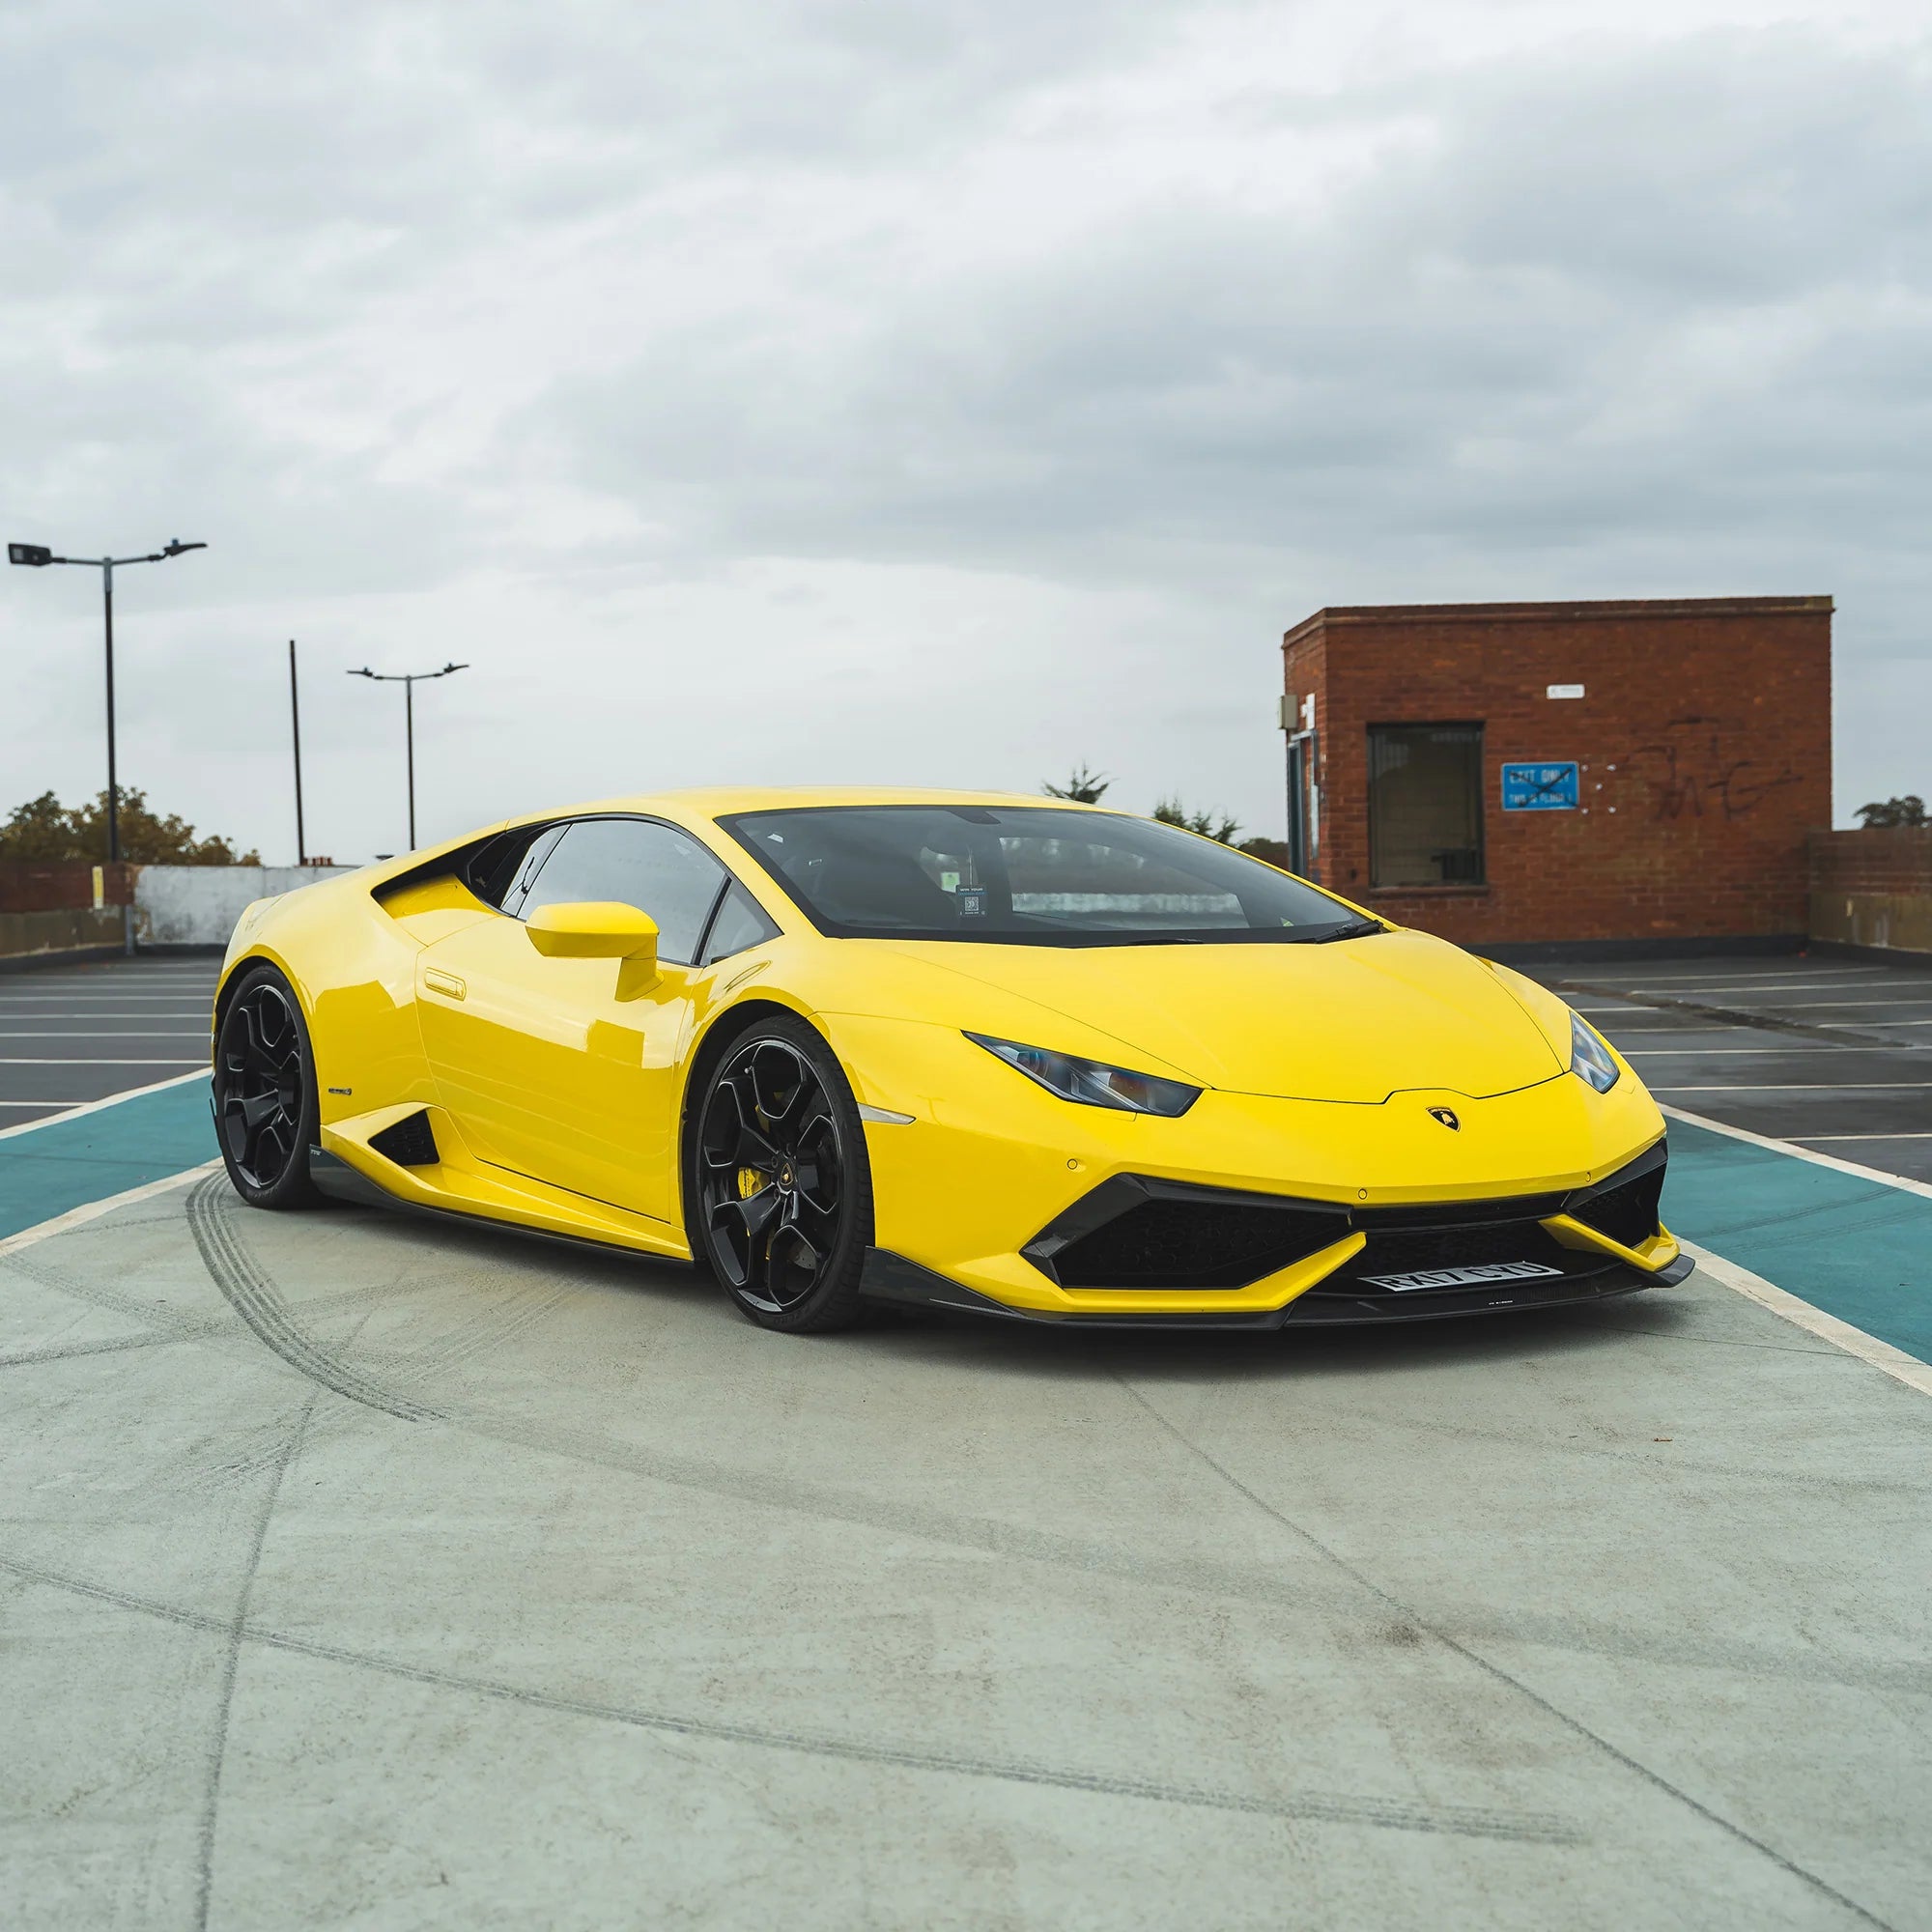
<box><xmin>1</xmin><ymin>947</ymin><xmax>1927</xmax><ymax>1929</ymax></box>
<box><xmin>0</xmin><ymin>955</ymin><xmax>215</xmax><ymax>1126</ymax></box>
<box><xmin>1532</xmin><ymin>952</ymin><xmax>1932</xmax><ymax>1183</ymax></box>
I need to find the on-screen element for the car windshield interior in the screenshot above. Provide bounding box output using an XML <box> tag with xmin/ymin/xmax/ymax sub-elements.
<box><xmin>722</xmin><ymin>805</ymin><xmax>1378</xmax><ymax>945</ymax></box>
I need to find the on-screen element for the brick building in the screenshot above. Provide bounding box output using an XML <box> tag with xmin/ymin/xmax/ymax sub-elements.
<box><xmin>1279</xmin><ymin>596</ymin><xmax>1833</xmax><ymax>952</ymax></box>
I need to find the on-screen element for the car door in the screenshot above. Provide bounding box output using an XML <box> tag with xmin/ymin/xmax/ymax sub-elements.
<box><xmin>416</xmin><ymin>816</ymin><xmax>753</xmax><ymax>1223</ymax></box>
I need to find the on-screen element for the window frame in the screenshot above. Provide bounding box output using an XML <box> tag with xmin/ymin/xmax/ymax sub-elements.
<box><xmin>1365</xmin><ymin>722</ymin><xmax>1488</xmax><ymax>892</ymax></box>
<box><xmin>508</xmin><ymin>812</ymin><xmax>779</xmax><ymax>967</ymax></box>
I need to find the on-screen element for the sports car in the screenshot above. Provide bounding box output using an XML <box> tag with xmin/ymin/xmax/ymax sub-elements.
<box><xmin>211</xmin><ymin>787</ymin><xmax>1690</xmax><ymax>1332</ymax></box>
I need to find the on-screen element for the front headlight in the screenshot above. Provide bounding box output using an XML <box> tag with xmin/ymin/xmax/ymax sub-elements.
<box><xmin>965</xmin><ymin>1033</ymin><xmax>1202</xmax><ymax>1116</ymax></box>
<box><xmin>1571</xmin><ymin>1012</ymin><xmax>1620</xmax><ymax>1094</ymax></box>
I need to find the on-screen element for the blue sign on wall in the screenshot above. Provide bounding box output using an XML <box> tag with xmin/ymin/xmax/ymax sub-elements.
<box><xmin>1501</xmin><ymin>761</ymin><xmax>1579</xmax><ymax>810</ymax></box>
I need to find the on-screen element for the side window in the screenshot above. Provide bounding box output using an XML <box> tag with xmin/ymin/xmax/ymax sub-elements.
<box><xmin>520</xmin><ymin>818</ymin><xmax>727</xmax><ymax>966</ymax></box>
<box><xmin>700</xmin><ymin>882</ymin><xmax>781</xmax><ymax>964</ymax></box>
<box><xmin>467</xmin><ymin>824</ymin><xmax>557</xmax><ymax>910</ymax></box>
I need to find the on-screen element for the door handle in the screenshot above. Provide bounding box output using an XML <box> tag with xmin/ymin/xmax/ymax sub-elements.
<box><xmin>424</xmin><ymin>967</ymin><xmax>467</xmax><ymax>1001</ymax></box>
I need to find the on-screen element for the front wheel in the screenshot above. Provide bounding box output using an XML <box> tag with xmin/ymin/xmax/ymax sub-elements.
<box><xmin>213</xmin><ymin>962</ymin><xmax>321</xmax><ymax>1208</ymax></box>
<box><xmin>687</xmin><ymin>1016</ymin><xmax>873</xmax><ymax>1333</ymax></box>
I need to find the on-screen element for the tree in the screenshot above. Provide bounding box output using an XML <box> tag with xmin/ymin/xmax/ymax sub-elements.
<box><xmin>0</xmin><ymin>788</ymin><xmax>261</xmax><ymax>866</ymax></box>
<box><xmin>1856</xmin><ymin>795</ymin><xmax>1926</xmax><ymax>828</ymax></box>
<box><xmin>1236</xmin><ymin>835</ymin><xmax>1293</xmax><ymax>870</ymax></box>
<box><xmin>1152</xmin><ymin>797</ymin><xmax>1240</xmax><ymax>844</ymax></box>
<box><xmin>1042</xmin><ymin>763</ymin><xmax>1110</xmax><ymax>804</ymax></box>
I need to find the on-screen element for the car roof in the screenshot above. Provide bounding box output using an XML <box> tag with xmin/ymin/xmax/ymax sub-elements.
<box><xmin>526</xmin><ymin>786</ymin><xmax>1114</xmax><ymax>821</ymax></box>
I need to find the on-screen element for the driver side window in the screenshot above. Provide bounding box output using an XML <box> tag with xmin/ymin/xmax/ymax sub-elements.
<box><xmin>520</xmin><ymin>818</ymin><xmax>727</xmax><ymax>966</ymax></box>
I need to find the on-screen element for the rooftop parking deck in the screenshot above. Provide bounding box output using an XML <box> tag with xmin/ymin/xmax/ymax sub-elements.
<box><xmin>1</xmin><ymin>948</ymin><xmax>1927</xmax><ymax>1930</ymax></box>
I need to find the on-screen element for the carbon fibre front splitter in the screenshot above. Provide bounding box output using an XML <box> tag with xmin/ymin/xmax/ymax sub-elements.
<box><xmin>859</xmin><ymin>1247</ymin><xmax>1693</xmax><ymax>1328</ymax></box>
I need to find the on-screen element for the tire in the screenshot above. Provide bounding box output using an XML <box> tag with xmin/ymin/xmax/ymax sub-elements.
<box><xmin>213</xmin><ymin>962</ymin><xmax>322</xmax><ymax>1209</ymax></box>
<box><xmin>685</xmin><ymin>1014</ymin><xmax>874</xmax><ymax>1333</ymax></box>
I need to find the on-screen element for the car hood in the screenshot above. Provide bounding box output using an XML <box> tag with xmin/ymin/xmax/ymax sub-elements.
<box><xmin>878</xmin><ymin>928</ymin><xmax>1566</xmax><ymax>1102</ymax></box>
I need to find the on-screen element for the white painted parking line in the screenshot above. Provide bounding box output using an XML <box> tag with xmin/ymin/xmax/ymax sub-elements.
<box><xmin>1713</xmin><ymin>997</ymin><xmax>1932</xmax><ymax>1009</ymax></box>
<box><xmin>1653</xmin><ymin>1081</ymin><xmax>1932</xmax><ymax>1091</ymax></box>
<box><xmin>1661</xmin><ymin>1103</ymin><xmax>1932</xmax><ymax>1201</ymax></box>
<box><xmin>1622</xmin><ymin>1047</ymin><xmax>1902</xmax><ymax>1056</ymax></box>
<box><xmin>0</xmin><ymin>1031</ymin><xmax>207</xmax><ymax>1038</ymax></box>
<box><xmin>1570</xmin><ymin>1004</ymin><xmax>1661</xmax><ymax>1013</ymax></box>
<box><xmin>1795</xmin><ymin>1132</ymin><xmax>1932</xmax><ymax>1143</ymax></box>
<box><xmin>0</xmin><ymin>1070</ymin><xmax>208</xmax><ymax>1140</ymax></box>
<box><xmin>0</xmin><ymin>1057</ymin><xmax>203</xmax><ymax>1066</ymax></box>
<box><xmin>0</xmin><ymin>1163</ymin><xmax>218</xmax><ymax>1262</ymax></box>
<box><xmin>0</xmin><ymin>1011</ymin><xmax>209</xmax><ymax>1021</ymax></box>
<box><xmin>1684</xmin><ymin>1241</ymin><xmax>1932</xmax><ymax>1399</ymax></box>
<box><xmin>1609</xmin><ymin>979</ymin><xmax>1932</xmax><ymax>995</ymax></box>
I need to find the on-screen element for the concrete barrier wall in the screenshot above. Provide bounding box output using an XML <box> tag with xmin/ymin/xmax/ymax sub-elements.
<box><xmin>132</xmin><ymin>866</ymin><xmax>360</xmax><ymax>949</ymax></box>
<box><xmin>1808</xmin><ymin>828</ymin><xmax>1932</xmax><ymax>959</ymax></box>
<box><xmin>0</xmin><ymin>907</ymin><xmax>128</xmax><ymax>967</ymax></box>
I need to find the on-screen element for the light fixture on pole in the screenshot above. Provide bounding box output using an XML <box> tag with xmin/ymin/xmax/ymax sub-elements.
<box><xmin>8</xmin><ymin>536</ymin><xmax>209</xmax><ymax>954</ymax></box>
<box><xmin>346</xmin><ymin>661</ymin><xmax>469</xmax><ymax>851</ymax></box>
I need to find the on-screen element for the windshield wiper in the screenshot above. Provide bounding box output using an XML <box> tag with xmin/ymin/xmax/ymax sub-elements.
<box><xmin>1288</xmin><ymin>919</ymin><xmax>1387</xmax><ymax>944</ymax></box>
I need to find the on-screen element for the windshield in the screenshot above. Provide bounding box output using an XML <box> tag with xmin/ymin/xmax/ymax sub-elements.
<box><xmin>721</xmin><ymin>804</ymin><xmax>1377</xmax><ymax>945</ymax></box>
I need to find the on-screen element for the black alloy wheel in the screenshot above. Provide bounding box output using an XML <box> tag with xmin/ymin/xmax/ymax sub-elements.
<box><xmin>691</xmin><ymin>1018</ymin><xmax>871</xmax><ymax>1332</ymax></box>
<box><xmin>213</xmin><ymin>964</ymin><xmax>320</xmax><ymax>1208</ymax></box>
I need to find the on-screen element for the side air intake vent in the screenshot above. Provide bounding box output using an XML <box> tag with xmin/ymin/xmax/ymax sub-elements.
<box><xmin>369</xmin><ymin>1109</ymin><xmax>440</xmax><ymax>1168</ymax></box>
<box><xmin>1566</xmin><ymin>1142</ymin><xmax>1666</xmax><ymax>1250</ymax></box>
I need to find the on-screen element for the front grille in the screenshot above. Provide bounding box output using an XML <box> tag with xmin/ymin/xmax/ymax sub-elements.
<box><xmin>1025</xmin><ymin>1143</ymin><xmax>1668</xmax><ymax>1296</ymax></box>
<box><xmin>1048</xmin><ymin>1196</ymin><xmax>1350</xmax><ymax>1290</ymax></box>
<box><xmin>1320</xmin><ymin>1217</ymin><xmax>1616</xmax><ymax>1294</ymax></box>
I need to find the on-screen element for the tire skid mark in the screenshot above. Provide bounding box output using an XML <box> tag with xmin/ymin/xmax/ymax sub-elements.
<box><xmin>0</xmin><ymin>1548</ymin><xmax>1582</xmax><ymax>1847</ymax></box>
<box><xmin>2</xmin><ymin>1245</ymin><xmax>232</xmax><ymax>1346</ymax></box>
<box><xmin>185</xmin><ymin>1179</ymin><xmax>438</xmax><ymax>1423</ymax></box>
<box><xmin>1113</xmin><ymin>1376</ymin><xmax>1896</xmax><ymax>1932</ymax></box>
<box><xmin>0</xmin><ymin>1330</ymin><xmax>196</xmax><ymax>1370</ymax></box>
<box><xmin>191</xmin><ymin>1391</ymin><xmax>319</xmax><ymax>1932</ymax></box>
<box><xmin>185</xmin><ymin>1180</ymin><xmax>1925</xmax><ymax>1702</ymax></box>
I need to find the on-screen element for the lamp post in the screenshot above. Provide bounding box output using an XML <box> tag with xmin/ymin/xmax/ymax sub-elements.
<box><xmin>347</xmin><ymin>661</ymin><xmax>468</xmax><ymax>851</ymax></box>
<box><xmin>8</xmin><ymin>537</ymin><xmax>209</xmax><ymax>954</ymax></box>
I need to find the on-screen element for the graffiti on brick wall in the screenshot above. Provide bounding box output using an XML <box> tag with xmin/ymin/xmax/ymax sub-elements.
<box><xmin>1620</xmin><ymin>719</ymin><xmax>1804</xmax><ymax>822</ymax></box>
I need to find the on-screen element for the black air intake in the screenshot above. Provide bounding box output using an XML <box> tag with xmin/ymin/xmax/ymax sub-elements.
<box><xmin>368</xmin><ymin>1109</ymin><xmax>440</xmax><ymax>1167</ymax></box>
<box><xmin>1024</xmin><ymin>1177</ymin><xmax>1350</xmax><ymax>1291</ymax></box>
<box><xmin>1566</xmin><ymin>1142</ymin><xmax>1666</xmax><ymax>1250</ymax></box>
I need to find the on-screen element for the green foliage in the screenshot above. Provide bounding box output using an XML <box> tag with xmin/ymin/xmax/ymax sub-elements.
<box><xmin>1152</xmin><ymin>796</ymin><xmax>1240</xmax><ymax>844</ymax></box>
<box><xmin>1236</xmin><ymin>835</ymin><xmax>1293</xmax><ymax>871</ymax></box>
<box><xmin>1856</xmin><ymin>795</ymin><xmax>1926</xmax><ymax>828</ymax></box>
<box><xmin>0</xmin><ymin>788</ymin><xmax>261</xmax><ymax>866</ymax></box>
<box><xmin>1041</xmin><ymin>763</ymin><xmax>1110</xmax><ymax>805</ymax></box>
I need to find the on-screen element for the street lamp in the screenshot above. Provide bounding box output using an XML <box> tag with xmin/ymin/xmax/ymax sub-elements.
<box><xmin>9</xmin><ymin>536</ymin><xmax>209</xmax><ymax>954</ymax></box>
<box><xmin>347</xmin><ymin>661</ymin><xmax>469</xmax><ymax>851</ymax></box>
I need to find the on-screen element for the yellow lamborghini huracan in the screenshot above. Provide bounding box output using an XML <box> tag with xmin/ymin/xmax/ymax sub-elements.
<box><xmin>212</xmin><ymin>788</ymin><xmax>1689</xmax><ymax>1332</ymax></box>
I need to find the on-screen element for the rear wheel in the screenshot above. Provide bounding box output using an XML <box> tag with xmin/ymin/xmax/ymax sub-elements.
<box><xmin>213</xmin><ymin>963</ymin><xmax>320</xmax><ymax>1208</ymax></box>
<box><xmin>688</xmin><ymin>1016</ymin><xmax>872</xmax><ymax>1333</ymax></box>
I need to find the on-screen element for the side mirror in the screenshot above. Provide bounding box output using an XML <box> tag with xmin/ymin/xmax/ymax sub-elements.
<box><xmin>526</xmin><ymin>901</ymin><xmax>660</xmax><ymax>966</ymax></box>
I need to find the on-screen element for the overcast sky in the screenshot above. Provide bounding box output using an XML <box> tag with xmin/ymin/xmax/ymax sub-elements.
<box><xmin>3</xmin><ymin>0</ymin><xmax>1927</xmax><ymax>862</ymax></box>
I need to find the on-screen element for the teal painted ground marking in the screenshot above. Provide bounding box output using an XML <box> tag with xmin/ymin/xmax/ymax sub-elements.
<box><xmin>0</xmin><ymin>1081</ymin><xmax>215</xmax><ymax>1242</ymax></box>
<box><xmin>1663</xmin><ymin>1118</ymin><xmax>1932</xmax><ymax>1366</ymax></box>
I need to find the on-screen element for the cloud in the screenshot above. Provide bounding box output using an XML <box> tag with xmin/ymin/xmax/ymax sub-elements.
<box><xmin>2</xmin><ymin>0</ymin><xmax>1929</xmax><ymax>859</ymax></box>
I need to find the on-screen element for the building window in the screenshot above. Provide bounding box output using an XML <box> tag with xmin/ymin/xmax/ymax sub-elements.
<box><xmin>1368</xmin><ymin>724</ymin><xmax>1485</xmax><ymax>888</ymax></box>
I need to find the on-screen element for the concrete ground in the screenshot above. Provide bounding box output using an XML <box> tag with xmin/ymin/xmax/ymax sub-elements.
<box><xmin>1</xmin><ymin>949</ymin><xmax>1928</xmax><ymax>1930</ymax></box>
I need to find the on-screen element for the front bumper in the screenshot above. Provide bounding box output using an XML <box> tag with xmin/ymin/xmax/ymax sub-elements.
<box><xmin>862</xmin><ymin>1245</ymin><xmax>1692</xmax><ymax>1327</ymax></box>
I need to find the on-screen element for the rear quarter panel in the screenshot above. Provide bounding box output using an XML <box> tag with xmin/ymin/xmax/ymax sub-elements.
<box><xmin>219</xmin><ymin>871</ymin><xmax>439</xmax><ymax>1124</ymax></box>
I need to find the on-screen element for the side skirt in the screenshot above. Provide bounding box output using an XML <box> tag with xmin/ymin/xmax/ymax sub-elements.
<box><xmin>309</xmin><ymin>1147</ymin><xmax>697</xmax><ymax>1272</ymax></box>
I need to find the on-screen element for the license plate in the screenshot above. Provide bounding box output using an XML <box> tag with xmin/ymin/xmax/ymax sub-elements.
<box><xmin>1360</xmin><ymin>1261</ymin><xmax>1566</xmax><ymax>1293</ymax></box>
